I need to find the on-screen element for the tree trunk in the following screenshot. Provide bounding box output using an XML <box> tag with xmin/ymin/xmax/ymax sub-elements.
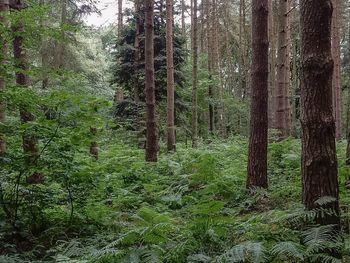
<box><xmin>145</xmin><ymin>0</ymin><xmax>157</xmax><ymax>162</ymax></box>
<box><xmin>347</xmin><ymin>20</ymin><xmax>350</xmax><ymax>163</ymax></box>
<box><xmin>166</xmin><ymin>0</ymin><xmax>176</xmax><ymax>152</ymax></box>
<box><xmin>300</xmin><ymin>0</ymin><xmax>340</xmax><ymax>230</ymax></box>
<box><xmin>40</xmin><ymin>0</ymin><xmax>49</xmax><ymax>89</ymax></box>
<box><xmin>0</xmin><ymin>0</ymin><xmax>9</xmax><ymax>156</ymax></box>
<box><xmin>206</xmin><ymin>0</ymin><xmax>214</xmax><ymax>134</ymax></box>
<box><xmin>275</xmin><ymin>0</ymin><xmax>291</xmax><ymax>138</ymax></box>
<box><xmin>117</xmin><ymin>0</ymin><xmax>123</xmax><ymax>37</ymax></box>
<box><xmin>181</xmin><ymin>0</ymin><xmax>185</xmax><ymax>36</ymax></box>
<box><xmin>247</xmin><ymin>0</ymin><xmax>269</xmax><ymax>189</ymax></box>
<box><xmin>90</xmin><ymin>127</ymin><xmax>98</xmax><ymax>160</ymax></box>
<box><xmin>13</xmin><ymin>1</ymin><xmax>39</xmax><ymax>167</ymax></box>
<box><xmin>268</xmin><ymin>0</ymin><xmax>276</xmax><ymax>129</ymax></box>
<box><xmin>331</xmin><ymin>0</ymin><xmax>342</xmax><ymax>140</ymax></box>
<box><xmin>56</xmin><ymin>0</ymin><xmax>67</xmax><ymax>70</ymax></box>
<box><xmin>191</xmin><ymin>0</ymin><xmax>198</xmax><ymax>148</ymax></box>
<box><xmin>133</xmin><ymin>0</ymin><xmax>141</xmax><ymax>103</ymax></box>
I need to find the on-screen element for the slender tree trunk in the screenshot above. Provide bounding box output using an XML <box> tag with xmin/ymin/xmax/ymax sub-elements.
<box><xmin>181</xmin><ymin>0</ymin><xmax>185</xmax><ymax>37</ymax></box>
<box><xmin>331</xmin><ymin>0</ymin><xmax>342</xmax><ymax>140</ymax></box>
<box><xmin>206</xmin><ymin>0</ymin><xmax>214</xmax><ymax>134</ymax></box>
<box><xmin>0</xmin><ymin>0</ymin><xmax>9</xmax><ymax>156</ymax></box>
<box><xmin>133</xmin><ymin>0</ymin><xmax>141</xmax><ymax>103</ymax></box>
<box><xmin>89</xmin><ymin>127</ymin><xmax>98</xmax><ymax>160</ymax></box>
<box><xmin>13</xmin><ymin>1</ymin><xmax>39</xmax><ymax>168</ymax></box>
<box><xmin>247</xmin><ymin>0</ymin><xmax>269</xmax><ymax>189</ymax></box>
<box><xmin>275</xmin><ymin>0</ymin><xmax>291</xmax><ymax>138</ymax></box>
<box><xmin>166</xmin><ymin>0</ymin><xmax>176</xmax><ymax>152</ymax></box>
<box><xmin>268</xmin><ymin>0</ymin><xmax>276</xmax><ymax>129</ymax></box>
<box><xmin>300</xmin><ymin>0</ymin><xmax>340</xmax><ymax>231</ymax></box>
<box><xmin>347</xmin><ymin>20</ymin><xmax>350</xmax><ymax>163</ymax></box>
<box><xmin>56</xmin><ymin>0</ymin><xmax>67</xmax><ymax>70</ymax></box>
<box><xmin>117</xmin><ymin>0</ymin><xmax>123</xmax><ymax>37</ymax></box>
<box><xmin>40</xmin><ymin>0</ymin><xmax>49</xmax><ymax>89</ymax></box>
<box><xmin>346</xmin><ymin>17</ymin><xmax>350</xmax><ymax>165</ymax></box>
<box><xmin>191</xmin><ymin>0</ymin><xmax>198</xmax><ymax>148</ymax></box>
<box><xmin>145</xmin><ymin>0</ymin><xmax>157</xmax><ymax>162</ymax></box>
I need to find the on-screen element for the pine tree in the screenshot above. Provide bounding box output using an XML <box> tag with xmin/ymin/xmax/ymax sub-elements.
<box><xmin>166</xmin><ymin>0</ymin><xmax>176</xmax><ymax>152</ymax></box>
<box><xmin>191</xmin><ymin>0</ymin><xmax>198</xmax><ymax>148</ymax></box>
<box><xmin>145</xmin><ymin>0</ymin><xmax>157</xmax><ymax>162</ymax></box>
<box><xmin>300</xmin><ymin>0</ymin><xmax>340</xmax><ymax>231</ymax></box>
<box><xmin>247</xmin><ymin>0</ymin><xmax>269</xmax><ymax>189</ymax></box>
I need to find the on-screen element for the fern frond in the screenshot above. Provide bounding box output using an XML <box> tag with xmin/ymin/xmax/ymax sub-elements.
<box><xmin>271</xmin><ymin>241</ymin><xmax>304</xmax><ymax>260</ymax></box>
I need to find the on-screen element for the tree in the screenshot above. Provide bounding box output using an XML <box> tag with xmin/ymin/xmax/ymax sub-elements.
<box><xmin>117</xmin><ymin>0</ymin><xmax>123</xmax><ymax>37</ymax></box>
<box><xmin>246</xmin><ymin>0</ymin><xmax>269</xmax><ymax>189</ymax></box>
<box><xmin>12</xmin><ymin>0</ymin><xmax>40</xmax><ymax>169</ymax></box>
<box><xmin>275</xmin><ymin>0</ymin><xmax>292</xmax><ymax>138</ymax></box>
<box><xmin>268</xmin><ymin>0</ymin><xmax>276</xmax><ymax>128</ymax></box>
<box><xmin>133</xmin><ymin>0</ymin><xmax>141</xmax><ymax>102</ymax></box>
<box><xmin>0</xmin><ymin>0</ymin><xmax>8</xmax><ymax>156</ymax></box>
<box><xmin>347</xmin><ymin>19</ymin><xmax>350</xmax><ymax>163</ymax></box>
<box><xmin>145</xmin><ymin>0</ymin><xmax>157</xmax><ymax>162</ymax></box>
<box><xmin>331</xmin><ymin>0</ymin><xmax>342</xmax><ymax>140</ymax></box>
<box><xmin>191</xmin><ymin>0</ymin><xmax>198</xmax><ymax>148</ymax></box>
<box><xmin>300</xmin><ymin>0</ymin><xmax>340</xmax><ymax>230</ymax></box>
<box><xmin>166</xmin><ymin>0</ymin><xmax>176</xmax><ymax>152</ymax></box>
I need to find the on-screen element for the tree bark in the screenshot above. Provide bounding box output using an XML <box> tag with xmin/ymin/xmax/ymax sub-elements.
<box><xmin>0</xmin><ymin>0</ymin><xmax>9</xmax><ymax>156</ymax></box>
<box><xmin>166</xmin><ymin>0</ymin><xmax>176</xmax><ymax>152</ymax></box>
<box><xmin>206</xmin><ymin>0</ymin><xmax>214</xmax><ymax>134</ymax></box>
<box><xmin>133</xmin><ymin>0</ymin><xmax>141</xmax><ymax>103</ymax></box>
<box><xmin>347</xmin><ymin>19</ymin><xmax>350</xmax><ymax>163</ymax></box>
<box><xmin>191</xmin><ymin>0</ymin><xmax>198</xmax><ymax>148</ymax></box>
<box><xmin>117</xmin><ymin>0</ymin><xmax>123</xmax><ymax>37</ymax></box>
<box><xmin>145</xmin><ymin>0</ymin><xmax>157</xmax><ymax>162</ymax></box>
<box><xmin>275</xmin><ymin>0</ymin><xmax>292</xmax><ymax>138</ymax></box>
<box><xmin>13</xmin><ymin>1</ymin><xmax>39</xmax><ymax>167</ymax></box>
<box><xmin>268</xmin><ymin>0</ymin><xmax>276</xmax><ymax>129</ymax></box>
<box><xmin>90</xmin><ymin>127</ymin><xmax>98</xmax><ymax>160</ymax></box>
<box><xmin>247</xmin><ymin>0</ymin><xmax>269</xmax><ymax>189</ymax></box>
<box><xmin>331</xmin><ymin>0</ymin><xmax>342</xmax><ymax>140</ymax></box>
<box><xmin>300</xmin><ymin>0</ymin><xmax>340</xmax><ymax>229</ymax></box>
<box><xmin>181</xmin><ymin>0</ymin><xmax>185</xmax><ymax>37</ymax></box>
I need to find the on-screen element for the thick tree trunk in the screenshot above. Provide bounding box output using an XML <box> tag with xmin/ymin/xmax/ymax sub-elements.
<box><xmin>247</xmin><ymin>0</ymin><xmax>269</xmax><ymax>189</ymax></box>
<box><xmin>191</xmin><ymin>0</ymin><xmax>198</xmax><ymax>148</ymax></box>
<box><xmin>56</xmin><ymin>0</ymin><xmax>67</xmax><ymax>70</ymax></box>
<box><xmin>133</xmin><ymin>0</ymin><xmax>141</xmax><ymax>103</ymax></box>
<box><xmin>13</xmin><ymin>1</ymin><xmax>39</xmax><ymax>167</ymax></box>
<box><xmin>40</xmin><ymin>0</ymin><xmax>49</xmax><ymax>89</ymax></box>
<box><xmin>300</xmin><ymin>0</ymin><xmax>340</xmax><ymax>230</ymax></box>
<box><xmin>145</xmin><ymin>0</ymin><xmax>157</xmax><ymax>162</ymax></box>
<box><xmin>166</xmin><ymin>0</ymin><xmax>176</xmax><ymax>152</ymax></box>
<box><xmin>0</xmin><ymin>0</ymin><xmax>9</xmax><ymax>156</ymax></box>
<box><xmin>275</xmin><ymin>0</ymin><xmax>291</xmax><ymax>138</ymax></box>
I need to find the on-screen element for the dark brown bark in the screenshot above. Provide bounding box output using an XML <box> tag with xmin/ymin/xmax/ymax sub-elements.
<box><xmin>300</xmin><ymin>0</ymin><xmax>340</xmax><ymax>229</ymax></box>
<box><xmin>166</xmin><ymin>0</ymin><xmax>176</xmax><ymax>152</ymax></box>
<box><xmin>191</xmin><ymin>0</ymin><xmax>198</xmax><ymax>148</ymax></box>
<box><xmin>145</xmin><ymin>0</ymin><xmax>157</xmax><ymax>162</ymax></box>
<box><xmin>90</xmin><ymin>127</ymin><xmax>98</xmax><ymax>160</ymax></box>
<box><xmin>13</xmin><ymin>1</ymin><xmax>39</xmax><ymax>167</ymax></box>
<box><xmin>0</xmin><ymin>0</ymin><xmax>9</xmax><ymax>156</ymax></box>
<box><xmin>247</xmin><ymin>0</ymin><xmax>269</xmax><ymax>189</ymax></box>
<box><xmin>206</xmin><ymin>0</ymin><xmax>214</xmax><ymax>134</ymax></box>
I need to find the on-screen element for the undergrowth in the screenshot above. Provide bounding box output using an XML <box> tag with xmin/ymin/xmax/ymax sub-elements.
<box><xmin>1</xmin><ymin>135</ymin><xmax>350</xmax><ymax>263</ymax></box>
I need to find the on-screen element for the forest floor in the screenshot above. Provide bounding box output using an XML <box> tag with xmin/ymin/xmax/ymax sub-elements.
<box><xmin>2</xmin><ymin>136</ymin><xmax>350</xmax><ymax>262</ymax></box>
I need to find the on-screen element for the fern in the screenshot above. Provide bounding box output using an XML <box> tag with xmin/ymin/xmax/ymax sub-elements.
<box><xmin>214</xmin><ymin>241</ymin><xmax>267</xmax><ymax>263</ymax></box>
<box><xmin>271</xmin><ymin>241</ymin><xmax>304</xmax><ymax>261</ymax></box>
